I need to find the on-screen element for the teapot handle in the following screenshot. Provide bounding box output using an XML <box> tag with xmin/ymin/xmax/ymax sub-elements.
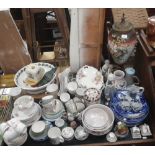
<box><xmin>106</xmin><ymin>21</ymin><xmax>112</xmax><ymax>35</ymax></box>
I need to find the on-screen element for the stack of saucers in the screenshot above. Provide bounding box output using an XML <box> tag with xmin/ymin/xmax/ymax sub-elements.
<box><xmin>11</xmin><ymin>96</ymin><xmax>41</xmax><ymax>127</ymax></box>
<box><xmin>82</xmin><ymin>104</ymin><xmax>114</xmax><ymax>136</ymax></box>
<box><xmin>42</xmin><ymin>99</ymin><xmax>65</xmax><ymax>122</ymax></box>
<box><xmin>29</xmin><ymin>121</ymin><xmax>52</xmax><ymax>141</ymax></box>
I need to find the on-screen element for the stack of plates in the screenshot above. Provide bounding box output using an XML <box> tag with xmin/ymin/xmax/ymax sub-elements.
<box><xmin>110</xmin><ymin>90</ymin><xmax>149</xmax><ymax>126</ymax></box>
<box><xmin>82</xmin><ymin>104</ymin><xmax>114</xmax><ymax>136</ymax></box>
<box><xmin>12</xmin><ymin>103</ymin><xmax>42</xmax><ymax>127</ymax></box>
<box><xmin>14</xmin><ymin>62</ymin><xmax>56</xmax><ymax>94</ymax></box>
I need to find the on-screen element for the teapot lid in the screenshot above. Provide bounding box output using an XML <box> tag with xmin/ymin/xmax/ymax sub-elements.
<box><xmin>113</xmin><ymin>13</ymin><xmax>133</xmax><ymax>32</ymax></box>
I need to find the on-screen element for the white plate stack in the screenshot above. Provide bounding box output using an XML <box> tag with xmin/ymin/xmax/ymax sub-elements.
<box><xmin>82</xmin><ymin>104</ymin><xmax>114</xmax><ymax>136</ymax></box>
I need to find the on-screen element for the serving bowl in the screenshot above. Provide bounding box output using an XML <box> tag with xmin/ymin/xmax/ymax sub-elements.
<box><xmin>82</xmin><ymin>104</ymin><xmax>114</xmax><ymax>136</ymax></box>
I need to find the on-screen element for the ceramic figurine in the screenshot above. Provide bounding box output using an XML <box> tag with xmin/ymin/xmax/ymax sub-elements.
<box><xmin>139</xmin><ymin>124</ymin><xmax>152</xmax><ymax>137</ymax></box>
<box><xmin>102</xmin><ymin>59</ymin><xmax>110</xmax><ymax>76</ymax></box>
<box><xmin>106</xmin><ymin>132</ymin><xmax>117</xmax><ymax>142</ymax></box>
<box><xmin>130</xmin><ymin>126</ymin><xmax>142</xmax><ymax>139</ymax></box>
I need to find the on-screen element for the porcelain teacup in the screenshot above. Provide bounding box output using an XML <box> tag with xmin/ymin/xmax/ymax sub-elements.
<box><xmin>48</xmin><ymin>127</ymin><xmax>64</xmax><ymax>145</ymax></box>
<box><xmin>31</xmin><ymin>121</ymin><xmax>46</xmax><ymax>136</ymax></box>
<box><xmin>61</xmin><ymin>127</ymin><xmax>74</xmax><ymax>141</ymax></box>
<box><xmin>74</xmin><ymin>126</ymin><xmax>89</xmax><ymax>141</ymax></box>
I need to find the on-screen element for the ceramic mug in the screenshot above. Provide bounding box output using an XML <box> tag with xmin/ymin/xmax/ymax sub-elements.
<box><xmin>46</xmin><ymin>84</ymin><xmax>59</xmax><ymax>99</ymax></box>
<box><xmin>48</xmin><ymin>127</ymin><xmax>64</xmax><ymax>145</ymax></box>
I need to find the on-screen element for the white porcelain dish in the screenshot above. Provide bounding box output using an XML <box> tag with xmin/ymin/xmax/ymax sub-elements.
<box><xmin>82</xmin><ymin>104</ymin><xmax>114</xmax><ymax>136</ymax></box>
<box><xmin>76</xmin><ymin>65</ymin><xmax>104</xmax><ymax>90</ymax></box>
<box><xmin>14</xmin><ymin>62</ymin><xmax>56</xmax><ymax>91</ymax></box>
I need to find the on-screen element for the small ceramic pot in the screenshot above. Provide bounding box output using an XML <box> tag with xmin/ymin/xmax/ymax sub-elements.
<box><xmin>46</xmin><ymin>84</ymin><xmax>59</xmax><ymax>98</ymax></box>
<box><xmin>48</xmin><ymin>127</ymin><xmax>64</xmax><ymax>145</ymax></box>
<box><xmin>61</xmin><ymin>127</ymin><xmax>74</xmax><ymax>141</ymax></box>
<box><xmin>84</xmin><ymin>88</ymin><xmax>101</xmax><ymax>107</ymax></box>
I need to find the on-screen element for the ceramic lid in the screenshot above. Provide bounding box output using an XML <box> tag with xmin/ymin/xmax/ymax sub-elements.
<box><xmin>113</xmin><ymin>14</ymin><xmax>133</xmax><ymax>32</ymax></box>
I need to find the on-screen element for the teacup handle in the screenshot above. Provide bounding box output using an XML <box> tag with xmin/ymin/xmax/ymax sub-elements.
<box><xmin>59</xmin><ymin>136</ymin><xmax>64</xmax><ymax>143</ymax></box>
<box><xmin>132</xmin><ymin>76</ymin><xmax>140</xmax><ymax>85</ymax></box>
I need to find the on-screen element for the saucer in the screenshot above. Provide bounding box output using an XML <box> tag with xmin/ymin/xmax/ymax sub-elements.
<box><xmin>29</xmin><ymin>121</ymin><xmax>52</xmax><ymax>141</ymax></box>
<box><xmin>12</xmin><ymin>103</ymin><xmax>42</xmax><ymax>127</ymax></box>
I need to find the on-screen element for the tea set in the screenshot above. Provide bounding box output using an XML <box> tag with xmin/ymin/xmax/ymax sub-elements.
<box><xmin>0</xmin><ymin>61</ymin><xmax>152</xmax><ymax>145</ymax></box>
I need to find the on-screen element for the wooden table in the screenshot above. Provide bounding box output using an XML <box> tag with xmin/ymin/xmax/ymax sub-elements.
<box><xmin>0</xmin><ymin>74</ymin><xmax>16</xmax><ymax>88</ymax></box>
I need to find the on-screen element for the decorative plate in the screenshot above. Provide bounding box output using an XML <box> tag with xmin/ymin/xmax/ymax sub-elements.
<box><xmin>82</xmin><ymin>104</ymin><xmax>114</xmax><ymax>131</ymax></box>
<box><xmin>14</xmin><ymin>62</ymin><xmax>56</xmax><ymax>91</ymax></box>
<box><xmin>110</xmin><ymin>90</ymin><xmax>149</xmax><ymax>126</ymax></box>
<box><xmin>76</xmin><ymin>65</ymin><xmax>104</xmax><ymax>90</ymax></box>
